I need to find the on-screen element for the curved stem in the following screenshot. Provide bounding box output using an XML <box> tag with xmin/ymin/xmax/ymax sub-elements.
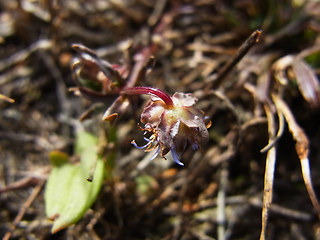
<box><xmin>121</xmin><ymin>87</ymin><xmax>174</xmax><ymax>108</ymax></box>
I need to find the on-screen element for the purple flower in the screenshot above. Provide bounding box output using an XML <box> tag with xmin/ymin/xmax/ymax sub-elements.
<box><xmin>70</xmin><ymin>45</ymin><xmax>210</xmax><ymax>165</ymax></box>
<box><xmin>123</xmin><ymin>87</ymin><xmax>210</xmax><ymax>166</ymax></box>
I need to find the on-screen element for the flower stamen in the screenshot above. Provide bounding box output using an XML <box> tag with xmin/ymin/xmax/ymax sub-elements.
<box><xmin>149</xmin><ymin>146</ymin><xmax>161</xmax><ymax>161</ymax></box>
<box><xmin>131</xmin><ymin>139</ymin><xmax>152</xmax><ymax>150</ymax></box>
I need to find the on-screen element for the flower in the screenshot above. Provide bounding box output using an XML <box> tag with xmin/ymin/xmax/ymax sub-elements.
<box><xmin>70</xmin><ymin>44</ymin><xmax>157</xmax><ymax>122</ymax></box>
<box><xmin>123</xmin><ymin>87</ymin><xmax>210</xmax><ymax>166</ymax></box>
<box><xmin>70</xmin><ymin>45</ymin><xmax>210</xmax><ymax>165</ymax></box>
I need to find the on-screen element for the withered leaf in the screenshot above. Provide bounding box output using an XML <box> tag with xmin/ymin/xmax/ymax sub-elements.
<box><xmin>292</xmin><ymin>59</ymin><xmax>320</xmax><ymax>108</ymax></box>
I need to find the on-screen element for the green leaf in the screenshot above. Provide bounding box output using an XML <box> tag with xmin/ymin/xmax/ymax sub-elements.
<box><xmin>45</xmin><ymin>131</ymin><xmax>104</xmax><ymax>233</ymax></box>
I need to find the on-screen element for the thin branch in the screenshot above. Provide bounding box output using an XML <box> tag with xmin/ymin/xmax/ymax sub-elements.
<box><xmin>208</xmin><ymin>29</ymin><xmax>262</xmax><ymax>90</ymax></box>
<box><xmin>0</xmin><ymin>177</ymin><xmax>40</xmax><ymax>193</ymax></box>
<box><xmin>3</xmin><ymin>180</ymin><xmax>45</xmax><ymax>240</ymax></box>
<box><xmin>260</xmin><ymin>104</ymin><xmax>277</xmax><ymax>240</ymax></box>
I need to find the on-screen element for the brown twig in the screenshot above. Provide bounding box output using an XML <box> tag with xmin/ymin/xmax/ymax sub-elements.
<box><xmin>3</xmin><ymin>180</ymin><xmax>45</xmax><ymax>240</ymax></box>
<box><xmin>0</xmin><ymin>177</ymin><xmax>41</xmax><ymax>193</ymax></box>
<box><xmin>207</xmin><ymin>29</ymin><xmax>262</xmax><ymax>90</ymax></box>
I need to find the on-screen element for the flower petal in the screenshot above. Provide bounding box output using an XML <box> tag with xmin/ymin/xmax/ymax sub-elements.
<box><xmin>179</xmin><ymin>120</ymin><xmax>209</xmax><ymax>150</ymax></box>
<box><xmin>171</xmin><ymin>147</ymin><xmax>184</xmax><ymax>166</ymax></box>
<box><xmin>170</xmin><ymin>120</ymin><xmax>180</xmax><ymax>138</ymax></box>
<box><xmin>172</xmin><ymin>92</ymin><xmax>198</xmax><ymax>107</ymax></box>
<box><xmin>141</xmin><ymin>100</ymin><xmax>165</xmax><ymax>126</ymax></box>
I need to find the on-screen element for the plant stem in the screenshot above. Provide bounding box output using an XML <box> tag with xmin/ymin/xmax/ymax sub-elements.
<box><xmin>121</xmin><ymin>87</ymin><xmax>174</xmax><ymax>107</ymax></box>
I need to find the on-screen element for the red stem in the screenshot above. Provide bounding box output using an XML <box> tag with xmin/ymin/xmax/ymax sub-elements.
<box><xmin>121</xmin><ymin>87</ymin><xmax>174</xmax><ymax>108</ymax></box>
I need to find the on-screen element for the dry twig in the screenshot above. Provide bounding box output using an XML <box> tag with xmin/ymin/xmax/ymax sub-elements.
<box><xmin>260</xmin><ymin>104</ymin><xmax>277</xmax><ymax>240</ymax></box>
<box><xmin>3</xmin><ymin>180</ymin><xmax>45</xmax><ymax>240</ymax></box>
<box><xmin>207</xmin><ymin>29</ymin><xmax>262</xmax><ymax>90</ymax></box>
<box><xmin>272</xmin><ymin>94</ymin><xmax>320</xmax><ymax>219</ymax></box>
